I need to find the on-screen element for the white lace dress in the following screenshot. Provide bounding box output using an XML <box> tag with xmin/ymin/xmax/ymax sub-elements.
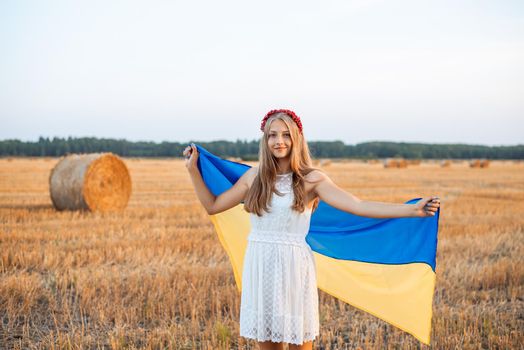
<box><xmin>239</xmin><ymin>172</ymin><xmax>320</xmax><ymax>345</ymax></box>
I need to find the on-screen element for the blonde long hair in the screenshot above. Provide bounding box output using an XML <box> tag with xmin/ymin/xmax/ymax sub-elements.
<box><xmin>244</xmin><ymin>112</ymin><xmax>320</xmax><ymax>216</ymax></box>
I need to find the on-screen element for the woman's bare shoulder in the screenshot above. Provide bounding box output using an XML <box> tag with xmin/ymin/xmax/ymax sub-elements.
<box><xmin>247</xmin><ymin>166</ymin><xmax>259</xmax><ymax>177</ymax></box>
<box><xmin>304</xmin><ymin>169</ymin><xmax>328</xmax><ymax>183</ymax></box>
<box><xmin>242</xmin><ymin>166</ymin><xmax>259</xmax><ymax>188</ymax></box>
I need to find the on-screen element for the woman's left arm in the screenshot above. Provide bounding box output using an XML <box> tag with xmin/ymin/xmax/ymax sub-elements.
<box><xmin>311</xmin><ymin>171</ymin><xmax>440</xmax><ymax>218</ymax></box>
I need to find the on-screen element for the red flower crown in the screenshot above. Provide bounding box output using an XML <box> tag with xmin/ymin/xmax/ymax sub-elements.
<box><xmin>260</xmin><ymin>109</ymin><xmax>303</xmax><ymax>134</ymax></box>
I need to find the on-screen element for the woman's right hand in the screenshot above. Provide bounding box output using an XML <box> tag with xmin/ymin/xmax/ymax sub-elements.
<box><xmin>183</xmin><ymin>143</ymin><xmax>199</xmax><ymax>172</ymax></box>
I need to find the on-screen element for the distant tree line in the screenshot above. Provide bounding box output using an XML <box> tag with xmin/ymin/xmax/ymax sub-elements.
<box><xmin>0</xmin><ymin>137</ymin><xmax>522</xmax><ymax>160</ymax></box>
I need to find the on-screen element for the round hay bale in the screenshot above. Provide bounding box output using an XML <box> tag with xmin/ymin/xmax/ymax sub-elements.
<box><xmin>49</xmin><ymin>153</ymin><xmax>131</xmax><ymax>212</ymax></box>
<box><xmin>383</xmin><ymin>158</ymin><xmax>408</xmax><ymax>168</ymax></box>
<box><xmin>396</xmin><ymin>159</ymin><xmax>408</xmax><ymax>168</ymax></box>
<box><xmin>470</xmin><ymin>159</ymin><xmax>481</xmax><ymax>168</ymax></box>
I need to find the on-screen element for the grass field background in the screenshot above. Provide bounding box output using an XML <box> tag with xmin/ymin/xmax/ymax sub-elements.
<box><xmin>1</xmin><ymin>157</ymin><xmax>522</xmax><ymax>349</ymax></box>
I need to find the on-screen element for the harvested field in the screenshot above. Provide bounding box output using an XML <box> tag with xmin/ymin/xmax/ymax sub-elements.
<box><xmin>1</xmin><ymin>158</ymin><xmax>523</xmax><ymax>349</ymax></box>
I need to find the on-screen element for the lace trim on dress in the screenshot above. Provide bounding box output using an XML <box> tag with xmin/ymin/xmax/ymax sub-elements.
<box><xmin>248</xmin><ymin>229</ymin><xmax>308</xmax><ymax>246</ymax></box>
<box><xmin>275</xmin><ymin>172</ymin><xmax>293</xmax><ymax>194</ymax></box>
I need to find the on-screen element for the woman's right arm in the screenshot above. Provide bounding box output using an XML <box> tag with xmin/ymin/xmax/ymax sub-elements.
<box><xmin>183</xmin><ymin>144</ymin><xmax>252</xmax><ymax>215</ymax></box>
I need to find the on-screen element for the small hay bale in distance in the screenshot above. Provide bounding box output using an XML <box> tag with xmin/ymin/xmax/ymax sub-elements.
<box><xmin>407</xmin><ymin>159</ymin><xmax>421</xmax><ymax>166</ymax></box>
<box><xmin>383</xmin><ymin>158</ymin><xmax>408</xmax><ymax>168</ymax></box>
<box><xmin>49</xmin><ymin>153</ymin><xmax>131</xmax><ymax>212</ymax></box>
<box><xmin>440</xmin><ymin>160</ymin><xmax>451</xmax><ymax>168</ymax></box>
<box><xmin>470</xmin><ymin>159</ymin><xmax>481</xmax><ymax>168</ymax></box>
<box><xmin>470</xmin><ymin>159</ymin><xmax>490</xmax><ymax>168</ymax></box>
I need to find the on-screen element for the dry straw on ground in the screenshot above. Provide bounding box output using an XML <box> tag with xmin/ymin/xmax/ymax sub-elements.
<box><xmin>49</xmin><ymin>153</ymin><xmax>131</xmax><ymax>212</ymax></box>
<box><xmin>1</xmin><ymin>157</ymin><xmax>523</xmax><ymax>349</ymax></box>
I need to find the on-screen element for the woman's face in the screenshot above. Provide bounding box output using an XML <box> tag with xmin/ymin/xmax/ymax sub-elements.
<box><xmin>267</xmin><ymin>119</ymin><xmax>292</xmax><ymax>159</ymax></box>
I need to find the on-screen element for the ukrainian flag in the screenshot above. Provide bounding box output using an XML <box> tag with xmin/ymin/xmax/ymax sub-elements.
<box><xmin>194</xmin><ymin>144</ymin><xmax>439</xmax><ymax>345</ymax></box>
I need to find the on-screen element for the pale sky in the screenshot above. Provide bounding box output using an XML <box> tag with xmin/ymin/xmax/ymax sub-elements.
<box><xmin>1</xmin><ymin>0</ymin><xmax>523</xmax><ymax>146</ymax></box>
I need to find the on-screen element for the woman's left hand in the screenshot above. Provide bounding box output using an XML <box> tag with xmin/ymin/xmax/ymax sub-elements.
<box><xmin>414</xmin><ymin>196</ymin><xmax>441</xmax><ymax>217</ymax></box>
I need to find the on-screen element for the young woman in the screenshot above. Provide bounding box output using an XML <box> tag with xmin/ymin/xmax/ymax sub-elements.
<box><xmin>183</xmin><ymin>109</ymin><xmax>440</xmax><ymax>350</ymax></box>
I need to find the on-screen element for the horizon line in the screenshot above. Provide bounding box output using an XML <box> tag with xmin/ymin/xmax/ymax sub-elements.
<box><xmin>0</xmin><ymin>136</ymin><xmax>522</xmax><ymax>148</ymax></box>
